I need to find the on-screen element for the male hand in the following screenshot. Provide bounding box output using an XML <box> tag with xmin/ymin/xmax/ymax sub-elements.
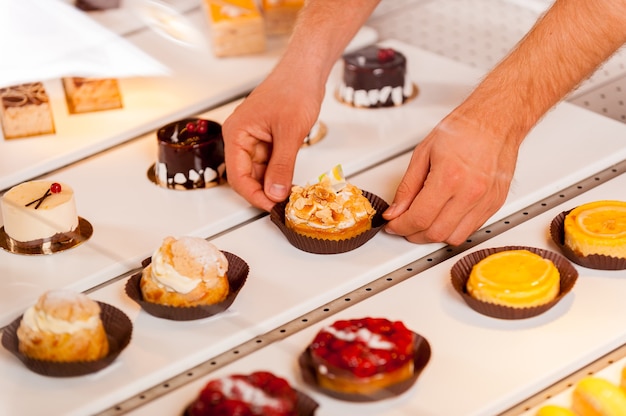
<box><xmin>222</xmin><ymin>72</ymin><xmax>324</xmax><ymax>212</ymax></box>
<box><xmin>383</xmin><ymin>113</ymin><xmax>521</xmax><ymax>245</ymax></box>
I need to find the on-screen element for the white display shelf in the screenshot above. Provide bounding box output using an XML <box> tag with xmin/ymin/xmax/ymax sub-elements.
<box><xmin>0</xmin><ymin>7</ymin><xmax>377</xmax><ymax>192</ymax></box>
<box><xmin>0</xmin><ymin>40</ymin><xmax>486</xmax><ymax>328</ymax></box>
<box><xmin>124</xmin><ymin>171</ymin><xmax>626</xmax><ymax>416</ymax></box>
<box><xmin>2</xmin><ymin>94</ymin><xmax>626</xmax><ymax>414</ymax></box>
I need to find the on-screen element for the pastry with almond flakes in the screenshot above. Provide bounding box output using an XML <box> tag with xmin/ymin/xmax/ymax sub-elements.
<box><xmin>284</xmin><ymin>167</ymin><xmax>375</xmax><ymax>241</ymax></box>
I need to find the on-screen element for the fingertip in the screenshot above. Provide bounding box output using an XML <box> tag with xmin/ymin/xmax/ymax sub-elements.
<box><xmin>382</xmin><ymin>203</ymin><xmax>398</xmax><ymax>219</ymax></box>
<box><xmin>266</xmin><ymin>183</ymin><xmax>290</xmax><ymax>202</ymax></box>
<box><xmin>383</xmin><ymin>224</ymin><xmax>397</xmax><ymax>235</ymax></box>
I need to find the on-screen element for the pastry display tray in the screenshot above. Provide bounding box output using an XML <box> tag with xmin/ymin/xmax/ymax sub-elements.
<box><xmin>122</xmin><ymin>169</ymin><xmax>626</xmax><ymax>416</ymax></box>
<box><xmin>0</xmin><ymin>6</ymin><xmax>377</xmax><ymax>192</ymax></box>
<box><xmin>0</xmin><ymin>39</ymin><xmax>493</xmax><ymax>328</ymax></box>
<box><xmin>2</xmin><ymin>128</ymin><xmax>626</xmax><ymax>415</ymax></box>
<box><xmin>2</xmin><ymin>36</ymin><xmax>626</xmax><ymax>415</ymax></box>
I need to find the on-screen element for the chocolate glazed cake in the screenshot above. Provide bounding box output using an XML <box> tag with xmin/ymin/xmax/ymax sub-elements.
<box><xmin>338</xmin><ymin>45</ymin><xmax>414</xmax><ymax>108</ymax></box>
<box><xmin>155</xmin><ymin>118</ymin><xmax>226</xmax><ymax>190</ymax></box>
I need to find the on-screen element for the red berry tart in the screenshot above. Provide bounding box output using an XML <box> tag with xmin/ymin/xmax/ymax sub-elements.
<box><xmin>308</xmin><ymin>317</ymin><xmax>415</xmax><ymax>395</ymax></box>
<box><xmin>186</xmin><ymin>371</ymin><xmax>299</xmax><ymax>416</ymax></box>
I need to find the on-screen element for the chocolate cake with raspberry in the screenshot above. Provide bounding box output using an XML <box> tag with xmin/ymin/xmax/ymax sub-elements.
<box><xmin>154</xmin><ymin>118</ymin><xmax>226</xmax><ymax>190</ymax></box>
<box><xmin>186</xmin><ymin>371</ymin><xmax>299</xmax><ymax>416</ymax></box>
<box><xmin>338</xmin><ymin>45</ymin><xmax>415</xmax><ymax>108</ymax></box>
<box><xmin>306</xmin><ymin>317</ymin><xmax>416</xmax><ymax>396</ymax></box>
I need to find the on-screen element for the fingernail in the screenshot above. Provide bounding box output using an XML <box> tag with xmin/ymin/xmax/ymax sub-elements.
<box><xmin>384</xmin><ymin>226</ymin><xmax>397</xmax><ymax>235</ymax></box>
<box><xmin>383</xmin><ymin>203</ymin><xmax>398</xmax><ymax>217</ymax></box>
<box><xmin>268</xmin><ymin>183</ymin><xmax>288</xmax><ymax>199</ymax></box>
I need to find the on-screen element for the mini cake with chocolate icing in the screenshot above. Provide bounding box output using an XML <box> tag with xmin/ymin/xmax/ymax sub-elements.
<box><xmin>62</xmin><ymin>77</ymin><xmax>123</xmax><ymax>114</ymax></box>
<box><xmin>1</xmin><ymin>181</ymin><xmax>79</xmax><ymax>250</ymax></box>
<box><xmin>261</xmin><ymin>0</ymin><xmax>304</xmax><ymax>35</ymax></box>
<box><xmin>0</xmin><ymin>82</ymin><xmax>55</xmax><ymax>139</ymax></box>
<box><xmin>204</xmin><ymin>0</ymin><xmax>267</xmax><ymax>57</ymax></box>
<box><xmin>187</xmin><ymin>371</ymin><xmax>299</xmax><ymax>416</ymax></box>
<box><xmin>155</xmin><ymin>118</ymin><xmax>226</xmax><ymax>190</ymax></box>
<box><xmin>338</xmin><ymin>45</ymin><xmax>414</xmax><ymax>108</ymax></box>
<box><xmin>307</xmin><ymin>317</ymin><xmax>415</xmax><ymax>396</ymax></box>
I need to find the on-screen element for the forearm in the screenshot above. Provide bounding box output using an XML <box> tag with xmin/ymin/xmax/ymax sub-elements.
<box><xmin>455</xmin><ymin>0</ymin><xmax>626</xmax><ymax>145</ymax></box>
<box><xmin>267</xmin><ymin>0</ymin><xmax>380</xmax><ymax>89</ymax></box>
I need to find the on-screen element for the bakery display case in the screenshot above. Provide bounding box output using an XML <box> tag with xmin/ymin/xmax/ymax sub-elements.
<box><xmin>2</xmin><ymin>0</ymin><xmax>626</xmax><ymax>415</ymax></box>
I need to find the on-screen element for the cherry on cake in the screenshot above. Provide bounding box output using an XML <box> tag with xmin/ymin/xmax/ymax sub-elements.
<box><xmin>1</xmin><ymin>181</ymin><xmax>79</xmax><ymax>250</ymax></box>
<box><xmin>338</xmin><ymin>45</ymin><xmax>415</xmax><ymax>108</ymax></box>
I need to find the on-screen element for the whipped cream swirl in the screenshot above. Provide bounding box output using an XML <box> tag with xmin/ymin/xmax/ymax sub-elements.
<box><xmin>150</xmin><ymin>236</ymin><xmax>228</xmax><ymax>294</ymax></box>
<box><xmin>21</xmin><ymin>306</ymin><xmax>100</xmax><ymax>334</ymax></box>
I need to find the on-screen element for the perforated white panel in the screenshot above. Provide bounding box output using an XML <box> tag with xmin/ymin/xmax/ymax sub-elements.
<box><xmin>369</xmin><ymin>0</ymin><xmax>626</xmax><ymax>124</ymax></box>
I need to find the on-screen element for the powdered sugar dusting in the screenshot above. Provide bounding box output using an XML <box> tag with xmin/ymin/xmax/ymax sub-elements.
<box><xmin>176</xmin><ymin>236</ymin><xmax>228</xmax><ymax>275</ymax></box>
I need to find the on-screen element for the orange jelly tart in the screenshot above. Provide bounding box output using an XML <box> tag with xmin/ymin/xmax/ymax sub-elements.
<box><xmin>466</xmin><ymin>249</ymin><xmax>560</xmax><ymax>308</ymax></box>
<box><xmin>564</xmin><ymin>200</ymin><xmax>626</xmax><ymax>259</ymax></box>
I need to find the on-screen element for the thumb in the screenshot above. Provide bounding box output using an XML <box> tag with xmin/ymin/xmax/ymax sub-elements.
<box><xmin>263</xmin><ymin>132</ymin><xmax>302</xmax><ymax>202</ymax></box>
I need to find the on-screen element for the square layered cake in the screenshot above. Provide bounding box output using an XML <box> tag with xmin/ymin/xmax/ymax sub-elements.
<box><xmin>204</xmin><ymin>0</ymin><xmax>267</xmax><ymax>57</ymax></box>
<box><xmin>0</xmin><ymin>82</ymin><xmax>55</xmax><ymax>139</ymax></box>
<box><xmin>262</xmin><ymin>0</ymin><xmax>305</xmax><ymax>35</ymax></box>
<box><xmin>62</xmin><ymin>77</ymin><xmax>123</xmax><ymax>114</ymax></box>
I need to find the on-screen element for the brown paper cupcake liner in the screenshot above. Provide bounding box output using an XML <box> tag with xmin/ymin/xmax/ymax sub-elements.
<box><xmin>125</xmin><ymin>251</ymin><xmax>249</xmax><ymax>321</ymax></box>
<box><xmin>298</xmin><ymin>331</ymin><xmax>431</xmax><ymax>402</ymax></box>
<box><xmin>270</xmin><ymin>191</ymin><xmax>389</xmax><ymax>254</ymax></box>
<box><xmin>184</xmin><ymin>388</ymin><xmax>318</xmax><ymax>416</ymax></box>
<box><xmin>1</xmin><ymin>302</ymin><xmax>132</xmax><ymax>377</ymax></box>
<box><xmin>550</xmin><ymin>210</ymin><xmax>626</xmax><ymax>270</ymax></box>
<box><xmin>450</xmin><ymin>246</ymin><xmax>578</xmax><ymax>320</ymax></box>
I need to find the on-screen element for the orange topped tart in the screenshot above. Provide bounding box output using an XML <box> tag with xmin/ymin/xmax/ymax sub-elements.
<box><xmin>564</xmin><ymin>200</ymin><xmax>626</xmax><ymax>259</ymax></box>
<box><xmin>467</xmin><ymin>249</ymin><xmax>560</xmax><ymax>308</ymax></box>
<box><xmin>572</xmin><ymin>376</ymin><xmax>626</xmax><ymax>416</ymax></box>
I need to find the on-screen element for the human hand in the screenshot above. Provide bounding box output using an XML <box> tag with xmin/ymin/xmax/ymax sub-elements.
<box><xmin>383</xmin><ymin>112</ymin><xmax>523</xmax><ymax>245</ymax></box>
<box><xmin>222</xmin><ymin>71</ymin><xmax>324</xmax><ymax>211</ymax></box>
